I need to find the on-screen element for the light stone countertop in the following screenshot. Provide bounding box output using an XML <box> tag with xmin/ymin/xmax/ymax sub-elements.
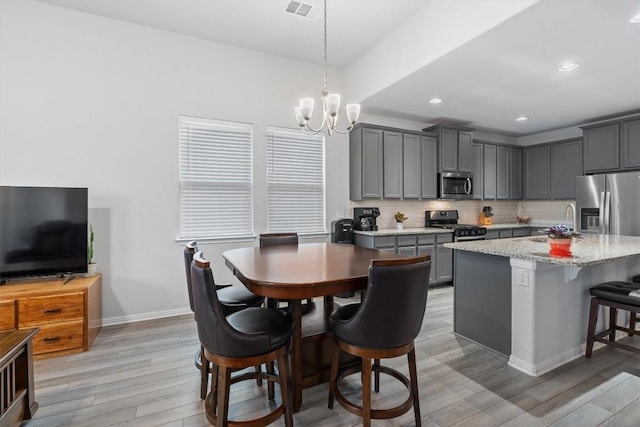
<box><xmin>353</xmin><ymin>227</ymin><xmax>452</xmax><ymax>236</ymax></box>
<box><xmin>444</xmin><ymin>234</ymin><xmax>640</xmax><ymax>267</ymax></box>
<box><xmin>482</xmin><ymin>223</ymin><xmax>533</xmax><ymax>230</ymax></box>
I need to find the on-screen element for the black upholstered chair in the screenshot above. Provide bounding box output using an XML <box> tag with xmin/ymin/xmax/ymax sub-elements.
<box><xmin>191</xmin><ymin>251</ymin><xmax>293</xmax><ymax>427</ymax></box>
<box><xmin>259</xmin><ymin>233</ymin><xmax>314</xmax><ymax>311</ymax></box>
<box><xmin>633</xmin><ymin>274</ymin><xmax>640</xmax><ymax>284</ymax></box>
<box><xmin>586</xmin><ymin>281</ymin><xmax>640</xmax><ymax>357</ymax></box>
<box><xmin>328</xmin><ymin>256</ymin><xmax>431</xmax><ymax>427</ymax></box>
<box><xmin>184</xmin><ymin>241</ymin><xmax>264</xmax><ymax>399</ymax></box>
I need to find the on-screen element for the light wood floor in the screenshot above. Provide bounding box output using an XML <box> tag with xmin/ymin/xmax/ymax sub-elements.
<box><xmin>23</xmin><ymin>286</ymin><xmax>640</xmax><ymax>427</ymax></box>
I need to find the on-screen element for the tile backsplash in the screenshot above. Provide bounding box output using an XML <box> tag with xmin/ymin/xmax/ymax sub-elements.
<box><xmin>345</xmin><ymin>199</ymin><xmax>575</xmax><ymax>229</ymax></box>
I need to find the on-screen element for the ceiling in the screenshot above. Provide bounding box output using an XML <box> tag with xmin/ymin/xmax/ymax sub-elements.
<box><xmin>36</xmin><ymin>0</ymin><xmax>640</xmax><ymax>136</ymax></box>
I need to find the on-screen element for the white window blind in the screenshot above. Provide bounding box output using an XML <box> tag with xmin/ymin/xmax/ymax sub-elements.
<box><xmin>266</xmin><ymin>127</ymin><xmax>325</xmax><ymax>234</ymax></box>
<box><xmin>179</xmin><ymin>116</ymin><xmax>253</xmax><ymax>240</ymax></box>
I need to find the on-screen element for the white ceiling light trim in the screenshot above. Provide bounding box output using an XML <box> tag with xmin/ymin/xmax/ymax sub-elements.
<box><xmin>516</xmin><ymin>116</ymin><xmax>529</xmax><ymax>122</ymax></box>
<box><xmin>558</xmin><ymin>62</ymin><xmax>580</xmax><ymax>72</ymax></box>
<box><xmin>630</xmin><ymin>12</ymin><xmax>640</xmax><ymax>23</ymax></box>
<box><xmin>429</xmin><ymin>98</ymin><xmax>443</xmax><ymax>104</ymax></box>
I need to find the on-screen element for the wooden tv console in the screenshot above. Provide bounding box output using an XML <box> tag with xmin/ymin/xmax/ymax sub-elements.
<box><xmin>0</xmin><ymin>274</ymin><xmax>102</xmax><ymax>358</ymax></box>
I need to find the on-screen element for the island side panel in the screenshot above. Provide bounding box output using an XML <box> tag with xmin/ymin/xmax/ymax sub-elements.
<box><xmin>453</xmin><ymin>250</ymin><xmax>512</xmax><ymax>355</ymax></box>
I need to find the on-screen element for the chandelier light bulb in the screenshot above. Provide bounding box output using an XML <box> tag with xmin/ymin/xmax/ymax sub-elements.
<box><xmin>346</xmin><ymin>104</ymin><xmax>361</xmax><ymax>124</ymax></box>
<box><xmin>294</xmin><ymin>107</ymin><xmax>307</xmax><ymax>127</ymax></box>
<box><xmin>326</xmin><ymin>93</ymin><xmax>341</xmax><ymax>117</ymax></box>
<box><xmin>299</xmin><ymin>98</ymin><xmax>314</xmax><ymax>120</ymax></box>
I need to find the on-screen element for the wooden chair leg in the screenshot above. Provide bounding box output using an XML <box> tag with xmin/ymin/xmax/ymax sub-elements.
<box><xmin>210</xmin><ymin>364</ymin><xmax>219</xmax><ymax>413</ymax></box>
<box><xmin>216</xmin><ymin>365</ymin><xmax>231</xmax><ymax>427</ymax></box>
<box><xmin>629</xmin><ymin>311</ymin><xmax>637</xmax><ymax>336</ymax></box>
<box><xmin>609</xmin><ymin>307</ymin><xmax>618</xmax><ymax>342</ymax></box>
<box><xmin>328</xmin><ymin>341</ymin><xmax>340</xmax><ymax>409</ymax></box>
<box><xmin>408</xmin><ymin>348</ymin><xmax>422</xmax><ymax>427</ymax></box>
<box><xmin>374</xmin><ymin>358</ymin><xmax>380</xmax><ymax>393</ymax></box>
<box><xmin>278</xmin><ymin>351</ymin><xmax>293</xmax><ymax>427</ymax></box>
<box><xmin>266</xmin><ymin>361</ymin><xmax>275</xmax><ymax>400</ymax></box>
<box><xmin>586</xmin><ymin>298</ymin><xmax>599</xmax><ymax>358</ymax></box>
<box><xmin>255</xmin><ymin>365</ymin><xmax>263</xmax><ymax>387</ymax></box>
<box><xmin>362</xmin><ymin>357</ymin><xmax>372</xmax><ymax>427</ymax></box>
<box><xmin>200</xmin><ymin>346</ymin><xmax>210</xmax><ymax>400</ymax></box>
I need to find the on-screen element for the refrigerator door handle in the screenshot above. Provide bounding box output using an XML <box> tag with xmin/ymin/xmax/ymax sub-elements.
<box><xmin>603</xmin><ymin>191</ymin><xmax>611</xmax><ymax>234</ymax></box>
<box><xmin>599</xmin><ymin>192</ymin><xmax>606</xmax><ymax>234</ymax></box>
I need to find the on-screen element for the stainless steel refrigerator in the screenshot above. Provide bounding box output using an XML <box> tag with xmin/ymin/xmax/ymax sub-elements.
<box><xmin>576</xmin><ymin>171</ymin><xmax>640</xmax><ymax>236</ymax></box>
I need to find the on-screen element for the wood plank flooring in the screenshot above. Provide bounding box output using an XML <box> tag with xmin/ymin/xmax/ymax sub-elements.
<box><xmin>23</xmin><ymin>286</ymin><xmax>640</xmax><ymax>426</ymax></box>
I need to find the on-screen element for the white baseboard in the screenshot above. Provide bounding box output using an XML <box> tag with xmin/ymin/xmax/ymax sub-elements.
<box><xmin>509</xmin><ymin>345</ymin><xmax>584</xmax><ymax>377</ymax></box>
<box><xmin>102</xmin><ymin>307</ymin><xmax>192</xmax><ymax>327</ymax></box>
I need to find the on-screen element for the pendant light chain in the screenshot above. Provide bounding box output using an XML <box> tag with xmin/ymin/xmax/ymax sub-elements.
<box><xmin>322</xmin><ymin>0</ymin><xmax>328</xmax><ymax>98</ymax></box>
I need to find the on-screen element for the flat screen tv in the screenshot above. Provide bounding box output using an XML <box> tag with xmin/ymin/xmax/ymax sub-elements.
<box><xmin>0</xmin><ymin>186</ymin><xmax>88</xmax><ymax>281</ymax></box>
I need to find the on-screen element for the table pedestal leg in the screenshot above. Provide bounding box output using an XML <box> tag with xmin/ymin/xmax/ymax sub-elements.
<box><xmin>291</xmin><ymin>300</ymin><xmax>303</xmax><ymax>412</ymax></box>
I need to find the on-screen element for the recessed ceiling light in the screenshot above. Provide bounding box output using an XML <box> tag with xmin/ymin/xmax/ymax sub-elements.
<box><xmin>429</xmin><ymin>98</ymin><xmax>443</xmax><ymax>104</ymax></box>
<box><xmin>558</xmin><ymin>62</ymin><xmax>579</xmax><ymax>72</ymax></box>
<box><xmin>630</xmin><ymin>12</ymin><xmax>640</xmax><ymax>23</ymax></box>
<box><xmin>516</xmin><ymin>116</ymin><xmax>529</xmax><ymax>122</ymax></box>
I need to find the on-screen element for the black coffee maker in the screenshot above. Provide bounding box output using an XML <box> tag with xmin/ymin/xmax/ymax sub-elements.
<box><xmin>353</xmin><ymin>207</ymin><xmax>380</xmax><ymax>231</ymax></box>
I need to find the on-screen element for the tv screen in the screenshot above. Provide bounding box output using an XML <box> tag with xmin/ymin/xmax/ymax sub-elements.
<box><xmin>0</xmin><ymin>186</ymin><xmax>88</xmax><ymax>280</ymax></box>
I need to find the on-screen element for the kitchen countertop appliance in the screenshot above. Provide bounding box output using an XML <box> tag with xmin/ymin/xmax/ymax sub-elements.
<box><xmin>478</xmin><ymin>206</ymin><xmax>494</xmax><ymax>225</ymax></box>
<box><xmin>576</xmin><ymin>171</ymin><xmax>640</xmax><ymax>236</ymax></box>
<box><xmin>353</xmin><ymin>207</ymin><xmax>380</xmax><ymax>231</ymax></box>
<box><xmin>331</xmin><ymin>218</ymin><xmax>354</xmax><ymax>244</ymax></box>
<box><xmin>425</xmin><ymin>210</ymin><xmax>487</xmax><ymax>241</ymax></box>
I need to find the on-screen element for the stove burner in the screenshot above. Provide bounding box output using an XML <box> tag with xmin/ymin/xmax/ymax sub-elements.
<box><xmin>425</xmin><ymin>210</ymin><xmax>486</xmax><ymax>238</ymax></box>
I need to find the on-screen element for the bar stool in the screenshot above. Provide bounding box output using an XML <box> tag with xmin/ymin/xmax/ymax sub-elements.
<box><xmin>328</xmin><ymin>256</ymin><xmax>431</xmax><ymax>427</ymax></box>
<box><xmin>586</xmin><ymin>281</ymin><xmax>640</xmax><ymax>357</ymax></box>
<box><xmin>190</xmin><ymin>251</ymin><xmax>293</xmax><ymax>426</ymax></box>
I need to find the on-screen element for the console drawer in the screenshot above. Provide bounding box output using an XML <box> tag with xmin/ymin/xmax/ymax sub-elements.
<box><xmin>0</xmin><ymin>300</ymin><xmax>16</xmax><ymax>331</ymax></box>
<box><xmin>32</xmin><ymin>320</ymin><xmax>84</xmax><ymax>354</ymax></box>
<box><xmin>19</xmin><ymin>293</ymin><xmax>84</xmax><ymax>327</ymax></box>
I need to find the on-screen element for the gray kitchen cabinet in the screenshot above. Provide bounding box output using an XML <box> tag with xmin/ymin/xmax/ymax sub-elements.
<box><xmin>355</xmin><ymin>232</ymin><xmax>451</xmax><ymax>285</ymax></box>
<box><xmin>496</xmin><ymin>146</ymin><xmax>510</xmax><ymax>200</ymax></box>
<box><xmin>551</xmin><ymin>138</ymin><xmax>582</xmax><ymax>199</ymax></box>
<box><xmin>622</xmin><ymin>118</ymin><xmax>640</xmax><ymax>169</ymax></box>
<box><xmin>512</xmin><ymin>228</ymin><xmax>531</xmax><ymax>237</ymax></box>
<box><xmin>471</xmin><ymin>142</ymin><xmax>483</xmax><ymax>199</ymax></box>
<box><xmin>483</xmin><ymin>144</ymin><xmax>497</xmax><ymax>199</ymax></box>
<box><xmin>383</xmin><ymin>130</ymin><xmax>403</xmax><ymax>199</ymax></box>
<box><xmin>424</xmin><ymin>125</ymin><xmax>474</xmax><ymax>173</ymax></box>
<box><xmin>350</xmin><ymin>126</ymin><xmax>383</xmax><ymax>200</ymax></box>
<box><xmin>524</xmin><ymin>145</ymin><xmax>550</xmax><ymax>199</ymax></box>
<box><xmin>582</xmin><ymin>123</ymin><xmax>620</xmax><ymax>173</ymax></box>
<box><xmin>485</xmin><ymin>230</ymin><xmax>500</xmax><ymax>240</ymax></box>
<box><xmin>499</xmin><ymin>230</ymin><xmax>513</xmax><ymax>238</ymax></box>
<box><xmin>485</xmin><ymin>227</ymin><xmax>531</xmax><ymax>240</ymax></box>
<box><xmin>402</xmin><ymin>133</ymin><xmax>421</xmax><ymax>199</ymax></box>
<box><xmin>421</xmin><ymin>135</ymin><xmax>438</xmax><ymax>199</ymax></box>
<box><xmin>509</xmin><ymin>148</ymin><xmax>522</xmax><ymax>200</ymax></box>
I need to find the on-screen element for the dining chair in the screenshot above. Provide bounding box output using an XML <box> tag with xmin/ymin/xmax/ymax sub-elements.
<box><xmin>259</xmin><ymin>233</ymin><xmax>315</xmax><ymax>312</ymax></box>
<box><xmin>327</xmin><ymin>255</ymin><xmax>431</xmax><ymax>427</ymax></box>
<box><xmin>190</xmin><ymin>251</ymin><xmax>293</xmax><ymax>427</ymax></box>
<box><xmin>184</xmin><ymin>241</ymin><xmax>264</xmax><ymax>399</ymax></box>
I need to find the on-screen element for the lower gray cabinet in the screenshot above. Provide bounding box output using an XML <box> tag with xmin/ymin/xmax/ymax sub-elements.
<box><xmin>355</xmin><ymin>233</ymin><xmax>452</xmax><ymax>285</ymax></box>
<box><xmin>486</xmin><ymin>228</ymin><xmax>531</xmax><ymax>240</ymax></box>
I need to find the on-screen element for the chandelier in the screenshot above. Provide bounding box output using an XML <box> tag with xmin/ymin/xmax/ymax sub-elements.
<box><xmin>294</xmin><ymin>0</ymin><xmax>360</xmax><ymax>135</ymax></box>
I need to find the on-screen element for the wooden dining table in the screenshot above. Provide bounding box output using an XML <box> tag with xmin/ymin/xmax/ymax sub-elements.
<box><xmin>222</xmin><ymin>242</ymin><xmax>403</xmax><ymax>412</ymax></box>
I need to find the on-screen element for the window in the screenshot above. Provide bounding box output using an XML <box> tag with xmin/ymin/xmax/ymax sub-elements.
<box><xmin>266</xmin><ymin>127</ymin><xmax>325</xmax><ymax>234</ymax></box>
<box><xmin>179</xmin><ymin>116</ymin><xmax>253</xmax><ymax>240</ymax></box>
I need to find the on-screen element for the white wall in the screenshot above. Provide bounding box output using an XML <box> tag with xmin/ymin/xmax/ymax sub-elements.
<box><xmin>0</xmin><ymin>0</ymin><xmax>350</xmax><ymax>325</ymax></box>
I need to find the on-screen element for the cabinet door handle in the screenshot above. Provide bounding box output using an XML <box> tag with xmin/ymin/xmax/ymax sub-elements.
<box><xmin>44</xmin><ymin>308</ymin><xmax>62</xmax><ymax>314</ymax></box>
<box><xmin>43</xmin><ymin>336</ymin><xmax>61</xmax><ymax>343</ymax></box>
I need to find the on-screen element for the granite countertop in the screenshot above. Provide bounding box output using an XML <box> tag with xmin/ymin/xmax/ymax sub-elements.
<box><xmin>353</xmin><ymin>227</ymin><xmax>452</xmax><ymax>236</ymax></box>
<box><xmin>444</xmin><ymin>234</ymin><xmax>640</xmax><ymax>267</ymax></box>
<box><xmin>482</xmin><ymin>223</ymin><xmax>533</xmax><ymax>230</ymax></box>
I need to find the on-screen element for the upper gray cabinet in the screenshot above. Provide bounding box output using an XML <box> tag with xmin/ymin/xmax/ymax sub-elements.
<box><xmin>403</xmin><ymin>133</ymin><xmax>421</xmax><ymax>199</ymax></box>
<box><xmin>471</xmin><ymin>142</ymin><xmax>483</xmax><ymax>199</ymax></box>
<box><xmin>350</xmin><ymin>124</ymin><xmax>438</xmax><ymax>200</ymax></box>
<box><xmin>622</xmin><ymin>117</ymin><xmax>640</xmax><ymax>169</ymax></box>
<box><xmin>550</xmin><ymin>138</ymin><xmax>582</xmax><ymax>199</ymax></box>
<box><xmin>383</xmin><ymin>130</ymin><xmax>403</xmax><ymax>199</ymax></box>
<box><xmin>582</xmin><ymin>123</ymin><xmax>619</xmax><ymax>173</ymax></box>
<box><xmin>483</xmin><ymin>144</ymin><xmax>497</xmax><ymax>199</ymax></box>
<box><xmin>509</xmin><ymin>147</ymin><xmax>522</xmax><ymax>200</ymax></box>
<box><xmin>421</xmin><ymin>135</ymin><xmax>438</xmax><ymax>199</ymax></box>
<box><xmin>496</xmin><ymin>146</ymin><xmax>510</xmax><ymax>200</ymax></box>
<box><xmin>350</xmin><ymin>126</ymin><xmax>383</xmax><ymax>200</ymax></box>
<box><xmin>524</xmin><ymin>145</ymin><xmax>551</xmax><ymax>200</ymax></box>
<box><xmin>424</xmin><ymin>125</ymin><xmax>474</xmax><ymax>173</ymax></box>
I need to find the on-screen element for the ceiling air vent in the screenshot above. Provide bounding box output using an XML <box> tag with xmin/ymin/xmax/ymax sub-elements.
<box><xmin>284</xmin><ymin>0</ymin><xmax>322</xmax><ymax>21</ymax></box>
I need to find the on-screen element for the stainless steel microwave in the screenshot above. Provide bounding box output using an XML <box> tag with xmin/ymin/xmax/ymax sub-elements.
<box><xmin>438</xmin><ymin>172</ymin><xmax>473</xmax><ymax>199</ymax></box>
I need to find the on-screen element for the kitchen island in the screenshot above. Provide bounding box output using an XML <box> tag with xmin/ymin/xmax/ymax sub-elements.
<box><xmin>445</xmin><ymin>234</ymin><xmax>640</xmax><ymax>377</ymax></box>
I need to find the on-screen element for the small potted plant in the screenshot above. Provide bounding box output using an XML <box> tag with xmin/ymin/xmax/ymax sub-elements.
<box><xmin>545</xmin><ymin>224</ymin><xmax>579</xmax><ymax>257</ymax></box>
<box><xmin>86</xmin><ymin>224</ymin><xmax>97</xmax><ymax>276</ymax></box>
<box><xmin>394</xmin><ymin>211</ymin><xmax>408</xmax><ymax>230</ymax></box>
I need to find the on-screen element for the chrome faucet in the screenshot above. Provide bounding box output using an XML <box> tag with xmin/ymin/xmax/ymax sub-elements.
<box><xmin>565</xmin><ymin>203</ymin><xmax>577</xmax><ymax>232</ymax></box>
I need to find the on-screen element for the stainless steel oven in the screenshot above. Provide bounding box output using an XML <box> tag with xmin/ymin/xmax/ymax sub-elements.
<box><xmin>438</xmin><ymin>172</ymin><xmax>473</xmax><ymax>199</ymax></box>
